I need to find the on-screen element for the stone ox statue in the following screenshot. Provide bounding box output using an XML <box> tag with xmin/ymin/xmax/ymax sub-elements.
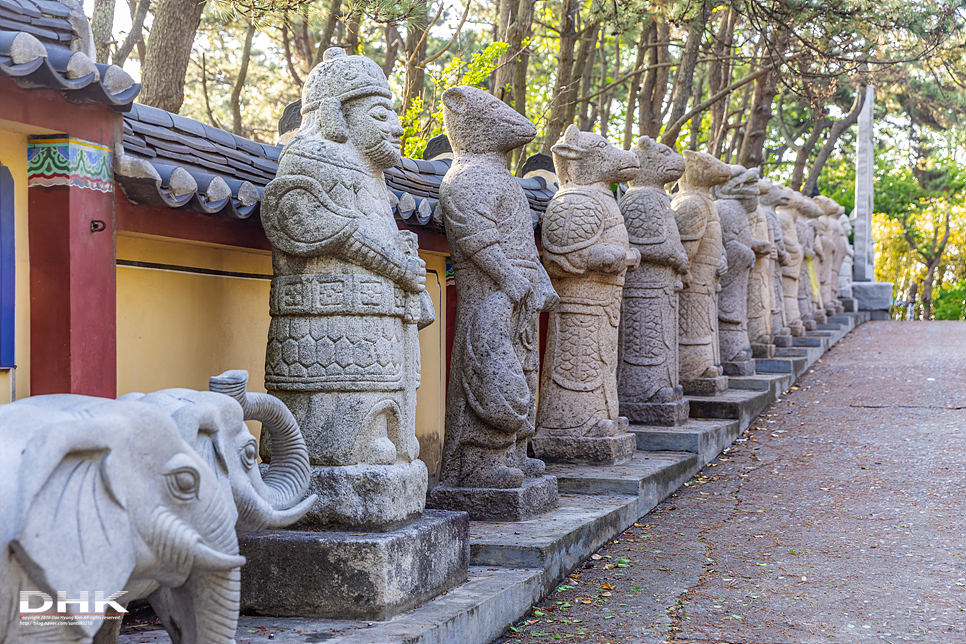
<box><xmin>533</xmin><ymin>125</ymin><xmax>640</xmax><ymax>466</ymax></box>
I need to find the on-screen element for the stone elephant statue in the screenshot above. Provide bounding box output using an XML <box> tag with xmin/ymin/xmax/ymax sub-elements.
<box><xmin>0</xmin><ymin>398</ymin><xmax>246</xmax><ymax>644</ymax></box>
<box><xmin>118</xmin><ymin>369</ymin><xmax>316</xmax><ymax>536</ymax></box>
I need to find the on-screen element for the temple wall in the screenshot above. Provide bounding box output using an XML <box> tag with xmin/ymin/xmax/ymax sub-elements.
<box><xmin>0</xmin><ymin>128</ymin><xmax>31</xmax><ymax>403</ymax></box>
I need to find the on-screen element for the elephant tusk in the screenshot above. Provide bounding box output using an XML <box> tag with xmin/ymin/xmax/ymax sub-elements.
<box><xmin>192</xmin><ymin>543</ymin><xmax>246</xmax><ymax>571</ymax></box>
<box><xmin>264</xmin><ymin>493</ymin><xmax>318</xmax><ymax>529</ymax></box>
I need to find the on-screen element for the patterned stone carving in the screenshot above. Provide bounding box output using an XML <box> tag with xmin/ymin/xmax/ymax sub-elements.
<box><xmin>671</xmin><ymin>151</ymin><xmax>732</xmax><ymax>396</ymax></box>
<box><xmin>616</xmin><ymin>136</ymin><xmax>690</xmax><ymax>426</ymax></box>
<box><xmin>260</xmin><ymin>48</ymin><xmax>435</xmax><ymax>530</ymax></box>
<box><xmin>712</xmin><ymin>166</ymin><xmax>772</xmax><ymax>376</ymax></box>
<box><xmin>428</xmin><ymin>86</ymin><xmax>559</xmax><ymax>520</ymax></box>
<box><xmin>759</xmin><ymin>180</ymin><xmax>794</xmax><ymax>346</ymax></box>
<box><xmin>776</xmin><ymin>189</ymin><xmax>806</xmax><ymax>336</ymax></box>
<box><xmin>532</xmin><ymin>126</ymin><xmax>640</xmax><ymax>464</ymax></box>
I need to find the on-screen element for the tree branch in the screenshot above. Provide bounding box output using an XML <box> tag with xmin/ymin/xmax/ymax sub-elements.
<box><xmin>420</xmin><ymin>1</ymin><xmax>472</xmax><ymax>67</ymax></box>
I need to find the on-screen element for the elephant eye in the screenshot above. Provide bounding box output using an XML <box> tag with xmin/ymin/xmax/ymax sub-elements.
<box><xmin>167</xmin><ymin>468</ymin><xmax>199</xmax><ymax>501</ymax></box>
<box><xmin>242</xmin><ymin>440</ymin><xmax>257</xmax><ymax>471</ymax></box>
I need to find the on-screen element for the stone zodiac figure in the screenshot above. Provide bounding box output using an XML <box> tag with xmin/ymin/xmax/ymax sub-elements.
<box><xmin>616</xmin><ymin>136</ymin><xmax>690</xmax><ymax>426</ymax></box>
<box><xmin>430</xmin><ymin>86</ymin><xmax>559</xmax><ymax>520</ymax></box>
<box><xmin>777</xmin><ymin>189</ymin><xmax>806</xmax><ymax>335</ymax></box>
<box><xmin>533</xmin><ymin>126</ymin><xmax>640</xmax><ymax>465</ymax></box>
<box><xmin>672</xmin><ymin>151</ymin><xmax>732</xmax><ymax>395</ymax></box>
<box><xmin>759</xmin><ymin>180</ymin><xmax>793</xmax><ymax>346</ymax></box>
<box><xmin>712</xmin><ymin>165</ymin><xmax>772</xmax><ymax>375</ymax></box>
<box><xmin>261</xmin><ymin>48</ymin><xmax>435</xmax><ymax>530</ymax></box>
<box><xmin>797</xmin><ymin>196</ymin><xmax>824</xmax><ymax>329</ymax></box>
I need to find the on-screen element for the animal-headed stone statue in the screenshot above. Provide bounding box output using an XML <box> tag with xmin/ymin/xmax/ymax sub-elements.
<box><xmin>759</xmin><ymin>179</ymin><xmax>793</xmax><ymax>345</ymax></box>
<box><xmin>430</xmin><ymin>86</ymin><xmax>559</xmax><ymax>520</ymax></box>
<box><xmin>672</xmin><ymin>151</ymin><xmax>733</xmax><ymax>396</ymax></box>
<box><xmin>712</xmin><ymin>165</ymin><xmax>772</xmax><ymax>375</ymax></box>
<box><xmin>796</xmin><ymin>195</ymin><xmax>824</xmax><ymax>329</ymax></box>
<box><xmin>533</xmin><ymin>126</ymin><xmax>640</xmax><ymax>465</ymax></box>
<box><xmin>747</xmin><ymin>174</ymin><xmax>777</xmax><ymax>352</ymax></box>
<box><xmin>776</xmin><ymin>189</ymin><xmax>806</xmax><ymax>335</ymax></box>
<box><xmin>261</xmin><ymin>47</ymin><xmax>435</xmax><ymax>530</ymax></box>
<box><xmin>814</xmin><ymin>195</ymin><xmax>848</xmax><ymax>312</ymax></box>
<box><xmin>838</xmin><ymin>212</ymin><xmax>855</xmax><ymax>300</ymax></box>
<box><xmin>617</xmin><ymin>136</ymin><xmax>690</xmax><ymax>426</ymax></box>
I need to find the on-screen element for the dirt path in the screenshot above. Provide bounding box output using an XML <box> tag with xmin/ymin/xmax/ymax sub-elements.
<box><xmin>494</xmin><ymin>321</ymin><xmax>966</xmax><ymax>644</ymax></box>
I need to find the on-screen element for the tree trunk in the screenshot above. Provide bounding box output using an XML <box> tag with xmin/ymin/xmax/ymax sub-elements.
<box><xmin>493</xmin><ymin>0</ymin><xmax>535</xmax><ymax>115</ymax></box>
<box><xmin>923</xmin><ymin>260</ymin><xmax>939</xmax><ymax>320</ymax></box>
<box><xmin>313</xmin><ymin>0</ymin><xmax>343</xmax><ymax>66</ymax></box>
<box><xmin>638</xmin><ymin>20</ymin><xmax>670</xmax><ymax>138</ymax></box>
<box><xmin>664</xmin><ymin>0</ymin><xmax>710</xmax><ymax>147</ymax></box>
<box><xmin>736</xmin><ymin>29</ymin><xmax>789</xmax><ymax>168</ymax></box>
<box><xmin>621</xmin><ymin>27</ymin><xmax>649</xmax><ymax>150</ymax></box>
<box><xmin>688</xmin><ymin>75</ymin><xmax>704</xmax><ymax>150</ymax></box>
<box><xmin>114</xmin><ymin>0</ymin><xmax>149</xmax><ymax>67</ymax></box>
<box><xmin>801</xmin><ymin>88</ymin><xmax>866</xmax><ymax>195</ymax></box>
<box><xmin>576</xmin><ymin>22</ymin><xmax>599</xmax><ymax>130</ymax></box>
<box><xmin>91</xmin><ymin>0</ymin><xmax>115</xmax><ymax>63</ymax></box>
<box><xmin>707</xmin><ymin>7</ymin><xmax>736</xmax><ymax>157</ymax></box>
<box><xmin>140</xmin><ymin>0</ymin><xmax>208</xmax><ymax>112</ymax></box>
<box><xmin>231</xmin><ymin>20</ymin><xmax>257</xmax><ymax>136</ymax></box>
<box><xmin>541</xmin><ymin>0</ymin><xmax>580</xmax><ymax>153</ymax></box>
<box><xmin>282</xmin><ymin>24</ymin><xmax>303</xmax><ymax>87</ymax></box>
<box><xmin>789</xmin><ymin>112</ymin><xmax>827</xmax><ymax>192</ymax></box>
<box><xmin>402</xmin><ymin>10</ymin><xmax>429</xmax><ymax>114</ymax></box>
<box><xmin>345</xmin><ymin>11</ymin><xmax>360</xmax><ymax>54</ymax></box>
<box><xmin>383</xmin><ymin>24</ymin><xmax>401</xmax><ymax>77</ymax></box>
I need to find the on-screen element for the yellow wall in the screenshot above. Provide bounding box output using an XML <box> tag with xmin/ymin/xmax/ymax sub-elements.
<box><xmin>0</xmin><ymin>129</ymin><xmax>31</xmax><ymax>403</ymax></box>
<box><xmin>116</xmin><ymin>233</ymin><xmax>448</xmax><ymax>480</ymax></box>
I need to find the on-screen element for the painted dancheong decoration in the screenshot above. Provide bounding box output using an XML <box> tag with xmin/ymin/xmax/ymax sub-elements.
<box><xmin>533</xmin><ymin>126</ymin><xmax>640</xmax><ymax>466</ymax></box>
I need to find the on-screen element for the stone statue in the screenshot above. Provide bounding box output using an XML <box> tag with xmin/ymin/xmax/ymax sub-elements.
<box><xmin>797</xmin><ymin>197</ymin><xmax>824</xmax><ymax>328</ymax></box>
<box><xmin>712</xmin><ymin>165</ymin><xmax>772</xmax><ymax>376</ymax></box>
<box><xmin>759</xmin><ymin>180</ymin><xmax>793</xmax><ymax>346</ymax></box>
<box><xmin>532</xmin><ymin>126</ymin><xmax>640</xmax><ymax>465</ymax></box>
<box><xmin>838</xmin><ymin>212</ymin><xmax>855</xmax><ymax>300</ymax></box>
<box><xmin>617</xmin><ymin>136</ymin><xmax>690</xmax><ymax>426</ymax></box>
<box><xmin>429</xmin><ymin>86</ymin><xmax>559</xmax><ymax>520</ymax></box>
<box><xmin>1</xmin><ymin>396</ymin><xmax>247</xmax><ymax>644</ymax></box>
<box><xmin>776</xmin><ymin>190</ymin><xmax>806</xmax><ymax>335</ymax></box>
<box><xmin>261</xmin><ymin>48</ymin><xmax>435</xmax><ymax>530</ymax></box>
<box><xmin>815</xmin><ymin>195</ymin><xmax>848</xmax><ymax>312</ymax></box>
<box><xmin>672</xmin><ymin>151</ymin><xmax>732</xmax><ymax>395</ymax></box>
<box><xmin>747</xmin><ymin>173</ymin><xmax>778</xmax><ymax>356</ymax></box>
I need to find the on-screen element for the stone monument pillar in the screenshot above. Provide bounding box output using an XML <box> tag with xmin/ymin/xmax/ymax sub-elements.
<box><xmin>428</xmin><ymin>85</ymin><xmax>559</xmax><ymax>520</ymax></box>
<box><xmin>853</xmin><ymin>84</ymin><xmax>875</xmax><ymax>282</ymax></box>
<box><xmin>532</xmin><ymin>126</ymin><xmax>640</xmax><ymax>465</ymax></box>
<box><xmin>712</xmin><ymin>166</ymin><xmax>772</xmax><ymax>376</ymax></box>
<box><xmin>616</xmin><ymin>136</ymin><xmax>690</xmax><ymax>426</ymax></box>
<box><xmin>777</xmin><ymin>190</ymin><xmax>806</xmax><ymax>336</ymax></box>
<box><xmin>759</xmin><ymin>179</ymin><xmax>793</xmax><ymax>347</ymax></box>
<box><xmin>671</xmin><ymin>151</ymin><xmax>732</xmax><ymax>396</ymax></box>
<box><xmin>250</xmin><ymin>48</ymin><xmax>468</xmax><ymax>622</ymax></box>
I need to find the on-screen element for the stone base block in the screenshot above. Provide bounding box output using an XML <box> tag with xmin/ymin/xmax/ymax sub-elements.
<box><xmin>842</xmin><ymin>297</ymin><xmax>857</xmax><ymax>312</ymax></box>
<box><xmin>788</xmin><ymin>321</ymin><xmax>805</xmax><ymax>336</ymax></box>
<box><xmin>619</xmin><ymin>398</ymin><xmax>690</xmax><ymax>427</ymax></box>
<box><xmin>812</xmin><ymin>310</ymin><xmax>828</xmax><ymax>324</ymax></box>
<box><xmin>532</xmin><ymin>430</ymin><xmax>636</xmax><ymax>466</ymax></box>
<box><xmin>751</xmin><ymin>343</ymin><xmax>775</xmax><ymax>359</ymax></box>
<box><xmin>297</xmin><ymin>461</ymin><xmax>427</xmax><ymax>532</ymax></box>
<box><xmin>427</xmin><ymin>475</ymin><xmax>558</xmax><ymax>521</ymax></box>
<box><xmin>852</xmin><ymin>282</ymin><xmax>894</xmax><ymax>311</ymax></box>
<box><xmin>870</xmin><ymin>309</ymin><xmax>891</xmax><ymax>320</ymax></box>
<box><xmin>722</xmin><ymin>358</ymin><xmax>755</xmax><ymax>376</ymax></box>
<box><xmin>688</xmin><ymin>387</ymin><xmax>773</xmax><ymax>431</ymax></box>
<box><xmin>802</xmin><ymin>318</ymin><xmax>817</xmax><ymax>331</ymax></box>
<box><xmin>547</xmin><ymin>451</ymin><xmax>698</xmax><ymax>497</ymax></box>
<box><xmin>238</xmin><ymin>509</ymin><xmax>469</xmax><ymax>622</ymax></box>
<box><xmin>755</xmin><ymin>356</ymin><xmax>807</xmax><ymax>377</ymax></box>
<box><xmin>630</xmin><ymin>418</ymin><xmax>740</xmax><ymax>467</ymax></box>
<box><xmin>681</xmin><ymin>375</ymin><xmax>728</xmax><ymax>396</ymax></box>
<box><xmin>772</xmin><ymin>333</ymin><xmax>793</xmax><ymax>347</ymax></box>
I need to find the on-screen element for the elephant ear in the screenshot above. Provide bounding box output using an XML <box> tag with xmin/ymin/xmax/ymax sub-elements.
<box><xmin>11</xmin><ymin>419</ymin><xmax>136</xmax><ymax>640</ymax></box>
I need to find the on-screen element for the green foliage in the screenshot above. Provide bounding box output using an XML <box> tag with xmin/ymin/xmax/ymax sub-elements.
<box><xmin>932</xmin><ymin>279</ymin><xmax>966</xmax><ymax>320</ymax></box>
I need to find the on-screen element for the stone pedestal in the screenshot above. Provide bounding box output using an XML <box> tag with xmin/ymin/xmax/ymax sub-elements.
<box><xmin>427</xmin><ymin>475</ymin><xmax>559</xmax><ymax>521</ymax></box>
<box><xmin>531</xmin><ymin>431</ymin><xmax>636</xmax><ymax>466</ymax></box>
<box><xmin>751</xmin><ymin>343</ymin><xmax>775</xmax><ymax>359</ymax></box>
<box><xmin>620</xmin><ymin>398</ymin><xmax>690</xmax><ymax>427</ymax></box>
<box><xmin>772</xmin><ymin>334</ymin><xmax>793</xmax><ymax>347</ymax></box>
<box><xmin>681</xmin><ymin>375</ymin><xmax>728</xmax><ymax>396</ymax></box>
<box><xmin>842</xmin><ymin>297</ymin><xmax>857</xmax><ymax>312</ymax></box>
<box><xmin>852</xmin><ymin>282</ymin><xmax>894</xmax><ymax>312</ymax></box>
<box><xmin>297</xmin><ymin>461</ymin><xmax>428</xmax><ymax>531</ymax></box>
<box><xmin>721</xmin><ymin>356</ymin><xmax>755</xmax><ymax>376</ymax></box>
<box><xmin>239</xmin><ymin>510</ymin><xmax>469</xmax><ymax>621</ymax></box>
<box><xmin>812</xmin><ymin>309</ymin><xmax>828</xmax><ymax>324</ymax></box>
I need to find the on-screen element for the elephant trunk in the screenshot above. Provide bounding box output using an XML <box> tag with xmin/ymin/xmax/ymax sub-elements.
<box><xmin>209</xmin><ymin>371</ymin><xmax>314</xmax><ymax>531</ymax></box>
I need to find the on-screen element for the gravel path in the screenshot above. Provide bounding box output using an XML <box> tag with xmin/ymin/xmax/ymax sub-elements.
<box><xmin>495</xmin><ymin>321</ymin><xmax>966</xmax><ymax>644</ymax></box>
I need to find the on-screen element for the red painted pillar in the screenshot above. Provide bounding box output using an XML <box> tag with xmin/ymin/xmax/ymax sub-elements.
<box><xmin>28</xmin><ymin>144</ymin><xmax>116</xmax><ymax>397</ymax></box>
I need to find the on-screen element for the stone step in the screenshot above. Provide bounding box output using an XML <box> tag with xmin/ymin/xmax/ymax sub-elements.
<box><xmin>125</xmin><ymin>567</ymin><xmax>546</xmax><ymax>644</ymax></box>
<box><xmin>816</xmin><ymin>323</ymin><xmax>843</xmax><ymax>331</ymax></box>
<box><xmin>630</xmin><ymin>418</ymin><xmax>740</xmax><ymax>466</ymax></box>
<box><xmin>546</xmin><ymin>450</ymin><xmax>698</xmax><ymax>497</ymax></box>
<box><xmin>728</xmin><ymin>372</ymin><xmax>794</xmax><ymax>397</ymax></box>
<box><xmin>687</xmin><ymin>387</ymin><xmax>774</xmax><ymax>430</ymax></box>
<box><xmin>755</xmin><ymin>356</ymin><xmax>807</xmax><ymax>377</ymax></box>
<box><xmin>469</xmin><ymin>493</ymin><xmax>650</xmax><ymax>591</ymax></box>
<box><xmin>793</xmin><ymin>335</ymin><xmax>828</xmax><ymax>349</ymax></box>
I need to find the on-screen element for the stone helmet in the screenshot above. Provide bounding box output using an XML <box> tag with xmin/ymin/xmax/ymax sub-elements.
<box><xmin>299</xmin><ymin>47</ymin><xmax>391</xmax><ymax>143</ymax></box>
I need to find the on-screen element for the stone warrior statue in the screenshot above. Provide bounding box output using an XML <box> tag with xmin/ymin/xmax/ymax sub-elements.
<box><xmin>533</xmin><ymin>126</ymin><xmax>640</xmax><ymax>465</ymax></box>
<box><xmin>759</xmin><ymin>179</ymin><xmax>793</xmax><ymax>346</ymax></box>
<box><xmin>777</xmin><ymin>189</ymin><xmax>806</xmax><ymax>336</ymax></box>
<box><xmin>713</xmin><ymin>165</ymin><xmax>772</xmax><ymax>376</ymax></box>
<box><xmin>672</xmin><ymin>151</ymin><xmax>733</xmax><ymax>396</ymax></box>
<box><xmin>429</xmin><ymin>86</ymin><xmax>559</xmax><ymax>520</ymax></box>
<box><xmin>261</xmin><ymin>48</ymin><xmax>435</xmax><ymax>530</ymax></box>
<box><xmin>616</xmin><ymin>136</ymin><xmax>690</xmax><ymax>426</ymax></box>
